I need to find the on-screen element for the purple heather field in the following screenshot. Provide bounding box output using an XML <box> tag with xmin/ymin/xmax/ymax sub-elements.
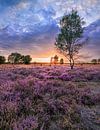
<box><xmin>0</xmin><ymin>0</ymin><xmax>100</xmax><ymax>129</ymax></box>
<box><xmin>0</xmin><ymin>65</ymin><xmax>100</xmax><ymax>130</ymax></box>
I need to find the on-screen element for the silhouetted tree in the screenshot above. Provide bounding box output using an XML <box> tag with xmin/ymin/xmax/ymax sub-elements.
<box><xmin>91</xmin><ymin>59</ymin><xmax>97</xmax><ymax>64</ymax></box>
<box><xmin>0</xmin><ymin>56</ymin><xmax>6</xmax><ymax>64</ymax></box>
<box><xmin>8</xmin><ymin>53</ymin><xmax>22</xmax><ymax>64</ymax></box>
<box><xmin>98</xmin><ymin>58</ymin><xmax>100</xmax><ymax>64</ymax></box>
<box><xmin>23</xmin><ymin>55</ymin><xmax>32</xmax><ymax>64</ymax></box>
<box><xmin>60</xmin><ymin>58</ymin><xmax>64</xmax><ymax>64</ymax></box>
<box><xmin>54</xmin><ymin>55</ymin><xmax>59</xmax><ymax>64</ymax></box>
<box><xmin>55</xmin><ymin>10</ymin><xmax>85</xmax><ymax>69</ymax></box>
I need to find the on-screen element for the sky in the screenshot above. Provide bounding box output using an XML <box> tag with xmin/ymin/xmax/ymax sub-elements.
<box><xmin>0</xmin><ymin>0</ymin><xmax>100</xmax><ymax>62</ymax></box>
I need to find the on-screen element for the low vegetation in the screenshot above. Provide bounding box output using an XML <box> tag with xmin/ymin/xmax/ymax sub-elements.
<box><xmin>0</xmin><ymin>66</ymin><xmax>100</xmax><ymax>130</ymax></box>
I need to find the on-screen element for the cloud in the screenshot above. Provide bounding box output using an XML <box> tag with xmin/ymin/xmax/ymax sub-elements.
<box><xmin>0</xmin><ymin>0</ymin><xmax>100</xmax><ymax>60</ymax></box>
<box><xmin>79</xmin><ymin>19</ymin><xmax>100</xmax><ymax>59</ymax></box>
<box><xmin>0</xmin><ymin>0</ymin><xmax>20</xmax><ymax>6</ymax></box>
<box><xmin>0</xmin><ymin>0</ymin><xmax>100</xmax><ymax>28</ymax></box>
<box><xmin>0</xmin><ymin>0</ymin><xmax>21</xmax><ymax>12</ymax></box>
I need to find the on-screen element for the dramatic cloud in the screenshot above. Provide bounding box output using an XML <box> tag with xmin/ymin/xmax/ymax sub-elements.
<box><xmin>0</xmin><ymin>0</ymin><xmax>100</xmax><ymax>61</ymax></box>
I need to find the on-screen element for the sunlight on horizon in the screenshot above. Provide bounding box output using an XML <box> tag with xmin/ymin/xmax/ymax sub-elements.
<box><xmin>32</xmin><ymin>57</ymin><xmax>51</xmax><ymax>63</ymax></box>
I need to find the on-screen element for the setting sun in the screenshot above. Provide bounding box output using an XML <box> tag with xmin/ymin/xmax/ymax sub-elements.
<box><xmin>32</xmin><ymin>57</ymin><xmax>51</xmax><ymax>63</ymax></box>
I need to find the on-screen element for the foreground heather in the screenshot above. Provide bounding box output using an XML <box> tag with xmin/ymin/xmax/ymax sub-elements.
<box><xmin>0</xmin><ymin>66</ymin><xmax>100</xmax><ymax>130</ymax></box>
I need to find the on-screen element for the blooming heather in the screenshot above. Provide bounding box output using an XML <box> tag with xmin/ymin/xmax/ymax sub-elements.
<box><xmin>0</xmin><ymin>66</ymin><xmax>100</xmax><ymax>130</ymax></box>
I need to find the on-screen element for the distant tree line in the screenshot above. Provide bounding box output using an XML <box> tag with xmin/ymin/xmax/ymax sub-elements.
<box><xmin>52</xmin><ymin>55</ymin><xmax>100</xmax><ymax>65</ymax></box>
<box><xmin>0</xmin><ymin>53</ymin><xmax>100</xmax><ymax>65</ymax></box>
<box><xmin>0</xmin><ymin>53</ymin><xmax>32</xmax><ymax>64</ymax></box>
<box><xmin>91</xmin><ymin>58</ymin><xmax>100</xmax><ymax>64</ymax></box>
<box><xmin>51</xmin><ymin>55</ymin><xmax>64</xmax><ymax>64</ymax></box>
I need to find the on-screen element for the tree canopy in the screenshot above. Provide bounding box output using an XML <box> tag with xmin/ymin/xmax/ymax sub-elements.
<box><xmin>0</xmin><ymin>56</ymin><xmax>6</xmax><ymax>64</ymax></box>
<box><xmin>23</xmin><ymin>55</ymin><xmax>32</xmax><ymax>64</ymax></box>
<box><xmin>8</xmin><ymin>53</ymin><xmax>32</xmax><ymax>64</ymax></box>
<box><xmin>60</xmin><ymin>58</ymin><xmax>64</xmax><ymax>64</ymax></box>
<box><xmin>54</xmin><ymin>55</ymin><xmax>59</xmax><ymax>64</ymax></box>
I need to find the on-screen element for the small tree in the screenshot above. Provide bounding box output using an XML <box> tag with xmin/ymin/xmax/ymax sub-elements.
<box><xmin>60</xmin><ymin>58</ymin><xmax>64</xmax><ymax>64</ymax></box>
<box><xmin>91</xmin><ymin>59</ymin><xmax>97</xmax><ymax>65</ymax></box>
<box><xmin>0</xmin><ymin>56</ymin><xmax>6</xmax><ymax>64</ymax></box>
<box><xmin>55</xmin><ymin>10</ymin><xmax>85</xmax><ymax>69</ymax></box>
<box><xmin>23</xmin><ymin>55</ymin><xmax>32</xmax><ymax>64</ymax></box>
<box><xmin>8</xmin><ymin>53</ymin><xmax>22</xmax><ymax>64</ymax></box>
<box><xmin>54</xmin><ymin>55</ymin><xmax>59</xmax><ymax>64</ymax></box>
<box><xmin>98</xmin><ymin>59</ymin><xmax>100</xmax><ymax>64</ymax></box>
